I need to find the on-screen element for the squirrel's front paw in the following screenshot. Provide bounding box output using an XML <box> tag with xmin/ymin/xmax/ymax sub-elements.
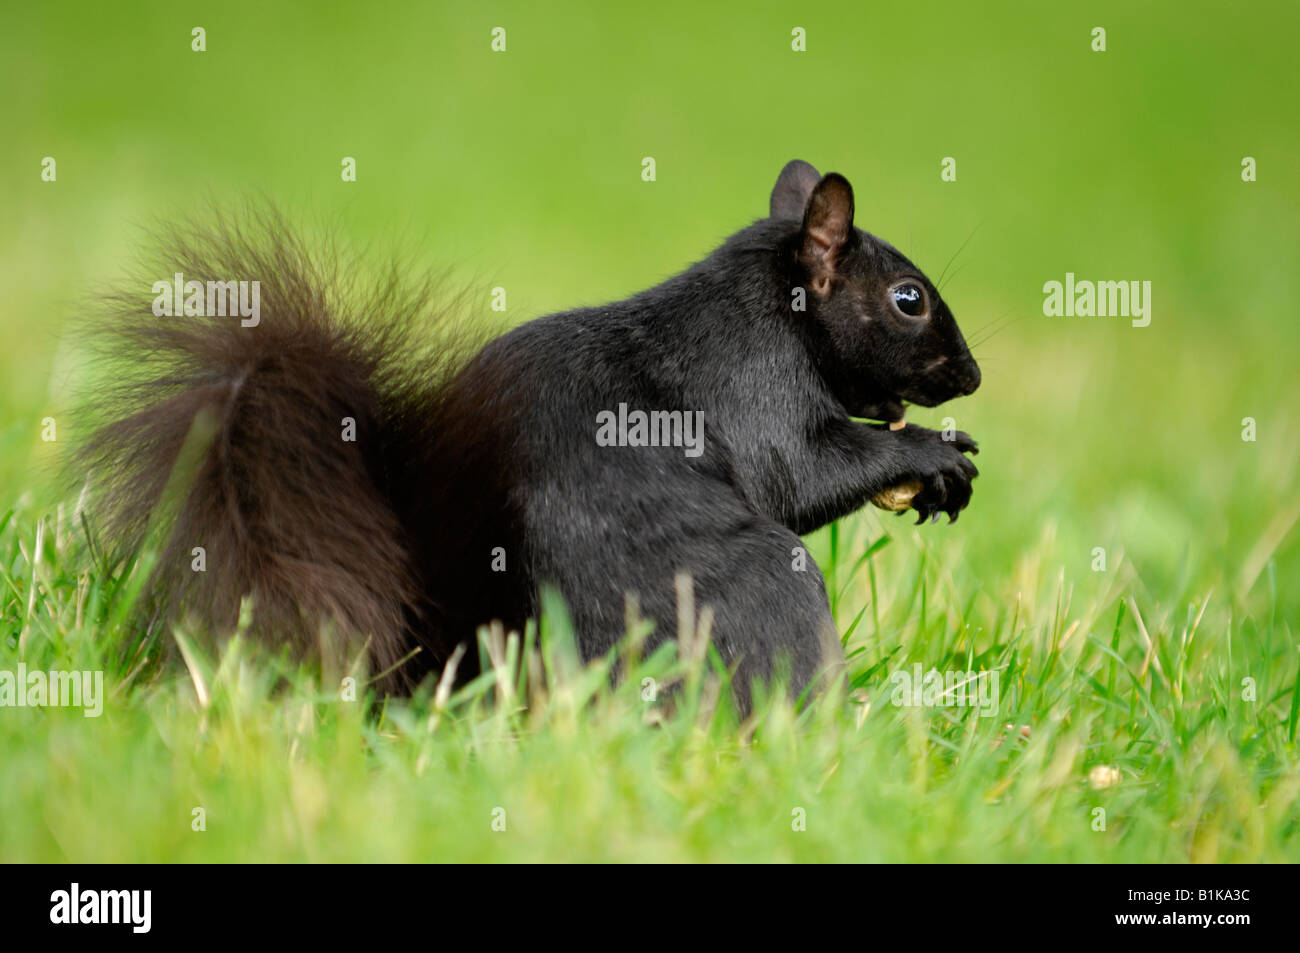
<box><xmin>889</xmin><ymin>425</ymin><xmax>980</xmax><ymax>524</ymax></box>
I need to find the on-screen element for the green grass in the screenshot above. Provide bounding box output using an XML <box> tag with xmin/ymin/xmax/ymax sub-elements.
<box><xmin>2</xmin><ymin>492</ymin><xmax>1296</xmax><ymax>862</ymax></box>
<box><xmin>1</xmin><ymin>0</ymin><xmax>1298</xmax><ymax>862</ymax></box>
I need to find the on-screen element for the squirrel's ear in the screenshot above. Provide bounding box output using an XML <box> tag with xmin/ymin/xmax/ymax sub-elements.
<box><xmin>799</xmin><ymin>173</ymin><xmax>855</xmax><ymax>288</ymax></box>
<box><xmin>770</xmin><ymin>160</ymin><xmax>822</xmax><ymax>219</ymax></box>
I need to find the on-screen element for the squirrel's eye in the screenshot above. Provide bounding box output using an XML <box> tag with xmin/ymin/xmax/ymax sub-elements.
<box><xmin>892</xmin><ymin>283</ymin><xmax>926</xmax><ymax>318</ymax></box>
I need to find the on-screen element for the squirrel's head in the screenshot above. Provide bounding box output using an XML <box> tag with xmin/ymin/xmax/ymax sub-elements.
<box><xmin>770</xmin><ymin>159</ymin><xmax>981</xmax><ymax>424</ymax></box>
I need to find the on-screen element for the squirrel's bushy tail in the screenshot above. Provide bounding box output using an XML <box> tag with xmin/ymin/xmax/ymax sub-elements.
<box><xmin>73</xmin><ymin>206</ymin><xmax>479</xmax><ymax>687</ymax></box>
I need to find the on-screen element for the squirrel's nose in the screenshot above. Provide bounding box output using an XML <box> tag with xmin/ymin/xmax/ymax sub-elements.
<box><xmin>959</xmin><ymin>360</ymin><xmax>981</xmax><ymax>395</ymax></box>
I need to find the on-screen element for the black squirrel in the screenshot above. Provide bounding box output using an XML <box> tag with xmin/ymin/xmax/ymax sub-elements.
<box><xmin>76</xmin><ymin>160</ymin><xmax>980</xmax><ymax>711</ymax></box>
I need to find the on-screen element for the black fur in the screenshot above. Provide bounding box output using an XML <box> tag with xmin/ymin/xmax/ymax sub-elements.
<box><xmin>74</xmin><ymin>162</ymin><xmax>981</xmax><ymax>711</ymax></box>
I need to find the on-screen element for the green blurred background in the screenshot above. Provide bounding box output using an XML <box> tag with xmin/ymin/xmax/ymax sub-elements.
<box><xmin>2</xmin><ymin>0</ymin><xmax>1297</xmax><ymax>622</ymax></box>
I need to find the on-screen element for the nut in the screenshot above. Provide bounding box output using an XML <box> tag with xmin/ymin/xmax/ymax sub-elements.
<box><xmin>870</xmin><ymin>480</ymin><xmax>923</xmax><ymax>512</ymax></box>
